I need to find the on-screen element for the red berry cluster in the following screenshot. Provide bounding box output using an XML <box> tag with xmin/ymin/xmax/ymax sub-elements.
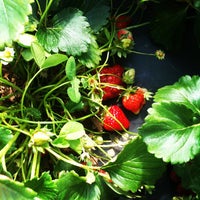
<box><xmin>99</xmin><ymin>64</ymin><xmax>150</xmax><ymax>132</ymax></box>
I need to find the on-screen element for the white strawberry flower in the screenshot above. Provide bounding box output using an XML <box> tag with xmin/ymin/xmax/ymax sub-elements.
<box><xmin>0</xmin><ymin>47</ymin><xmax>15</xmax><ymax>65</ymax></box>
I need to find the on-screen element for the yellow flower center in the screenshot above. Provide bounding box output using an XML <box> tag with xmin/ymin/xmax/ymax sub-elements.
<box><xmin>4</xmin><ymin>50</ymin><xmax>12</xmax><ymax>58</ymax></box>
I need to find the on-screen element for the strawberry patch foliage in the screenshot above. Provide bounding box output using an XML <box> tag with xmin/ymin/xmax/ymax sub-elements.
<box><xmin>0</xmin><ymin>0</ymin><xmax>198</xmax><ymax>199</ymax></box>
<box><xmin>139</xmin><ymin>75</ymin><xmax>200</xmax><ymax>197</ymax></box>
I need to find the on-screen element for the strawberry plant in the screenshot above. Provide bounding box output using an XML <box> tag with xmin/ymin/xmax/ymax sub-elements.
<box><xmin>139</xmin><ymin>75</ymin><xmax>200</xmax><ymax>199</ymax></box>
<box><xmin>0</xmin><ymin>0</ymin><xmax>190</xmax><ymax>199</ymax></box>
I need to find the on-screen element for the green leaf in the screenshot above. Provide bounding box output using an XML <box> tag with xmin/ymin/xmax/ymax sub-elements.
<box><xmin>42</xmin><ymin>54</ymin><xmax>68</xmax><ymax>69</ymax></box>
<box><xmin>0</xmin><ymin>0</ymin><xmax>32</xmax><ymax>47</ymax></box>
<box><xmin>0</xmin><ymin>175</ymin><xmax>37</xmax><ymax>200</ymax></box>
<box><xmin>36</xmin><ymin>7</ymin><xmax>91</xmax><ymax>55</ymax></box>
<box><xmin>51</xmin><ymin>137</ymin><xmax>70</xmax><ymax>148</ymax></box>
<box><xmin>102</xmin><ymin>136</ymin><xmax>166</xmax><ymax>193</ymax></box>
<box><xmin>83</xmin><ymin>0</ymin><xmax>110</xmax><ymax>32</ymax></box>
<box><xmin>67</xmin><ymin>77</ymin><xmax>81</xmax><ymax>103</ymax></box>
<box><xmin>60</xmin><ymin>121</ymin><xmax>85</xmax><ymax>140</ymax></box>
<box><xmin>0</xmin><ymin>127</ymin><xmax>13</xmax><ymax>151</ymax></box>
<box><xmin>65</xmin><ymin>100</ymin><xmax>85</xmax><ymax>113</ymax></box>
<box><xmin>139</xmin><ymin>102</ymin><xmax>200</xmax><ymax>164</ymax></box>
<box><xmin>31</xmin><ymin>41</ymin><xmax>46</xmax><ymax>67</ymax></box>
<box><xmin>150</xmin><ymin>2</ymin><xmax>187</xmax><ymax>51</ymax></box>
<box><xmin>65</xmin><ymin>56</ymin><xmax>76</xmax><ymax>80</ymax></box>
<box><xmin>55</xmin><ymin>171</ymin><xmax>101</xmax><ymax>200</ymax></box>
<box><xmin>154</xmin><ymin>75</ymin><xmax>200</xmax><ymax>114</ymax></box>
<box><xmin>77</xmin><ymin>36</ymin><xmax>101</xmax><ymax>68</ymax></box>
<box><xmin>139</xmin><ymin>75</ymin><xmax>200</xmax><ymax>164</ymax></box>
<box><xmin>67</xmin><ymin>139</ymin><xmax>83</xmax><ymax>154</ymax></box>
<box><xmin>25</xmin><ymin>172</ymin><xmax>58</xmax><ymax>200</ymax></box>
<box><xmin>52</xmin><ymin>121</ymin><xmax>85</xmax><ymax>153</ymax></box>
<box><xmin>21</xmin><ymin>48</ymin><xmax>33</xmax><ymax>61</ymax></box>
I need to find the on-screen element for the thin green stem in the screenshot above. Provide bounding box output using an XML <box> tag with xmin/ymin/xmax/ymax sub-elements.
<box><xmin>0</xmin><ymin>62</ymin><xmax>2</xmax><ymax>77</ymax></box>
<box><xmin>126</xmin><ymin>21</ymin><xmax>151</xmax><ymax>30</ymax></box>
<box><xmin>39</xmin><ymin>0</ymin><xmax>54</xmax><ymax>27</ymax></box>
<box><xmin>21</xmin><ymin>68</ymin><xmax>43</xmax><ymax>117</ymax></box>
<box><xmin>1</xmin><ymin>117</ymin><xmax>30</xmax><ymax>136</ymax></box>
<box><xmin>129</xmin><ymin>50</ymin><xmax>155</xmax><ymax>56</ymax></box>
<box><xmin>0</xmin><ymin>77</ymin><xmax>24</xmax><ymax>94</ymax></box>
<box><xmin>0</xmin><ymin>131</ymin><xmax>21</xmax><ymax>172</ymax></box>
<box><xmin>45</xmin><ymin>147</ymin><xmax>100</xmax><ymax>171</ymax></box>
<box><xmin>30</xmin><ymin>147</ymin><xmax>39</xmax><ymax>179</ymax></box>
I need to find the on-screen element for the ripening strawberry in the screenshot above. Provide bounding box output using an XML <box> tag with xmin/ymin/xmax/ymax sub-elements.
<box><xmin>103</xmin><ymin>105</ymin><xmax>130</xmax><ymax>131</ymax></box>
<box><xmin>115</xmin><ymin>15</ymin><xmax>132</xmax><ymax>29</ymax></box>
<box><xmin>117</xmin><ymin>29</ymin><xmax>133</xmax><ymax>41</ymax></box>
<box><xmin>117</xmin><ymin>29</ymin><xmax>134</xmax><ymax>49</ymax></box>
<box><xmin>122</xmin><ymin>87</ymin><xmax>146</xmax><ymax>114</ymax></box>
<box><xmin>100</xmin><ymin>64</ymin><xmax>125</xmax><ymax>101</ymax></box>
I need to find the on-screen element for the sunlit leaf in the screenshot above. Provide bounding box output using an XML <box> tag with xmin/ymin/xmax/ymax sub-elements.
<box><xmin>67</xmin><ymin>139</ymin><xmax>83</xmax><ymax>154</ymax></box>
<box><xmin>31</xmin><ymin>41</ymin><xmax>45</xmax><ymax>67</ymax></box>
<box><xmin>51</xmin><ymin>137</ymin><xmax>70</xmax><ymax>148</ymax></box>
<box><xmin>42</xmin><ymin>54</ymin><xmax>68</xmax><ymax>69</ymax></box>
<box><xmin>139</xmin><ymin>75</ymin><xmax>200</xmax><ymax>164</ymax></box>
<box><xmin>36</xmin><ymin>7</ymin><xmax>91</xmax><ymax>55</ymax></box>
<box><xmin>102</xmin><ymin>136</ymin><xmax>165</xmax><ymax>193</ymax></box>
<box><xmin>154</xmin><ymin>75</ymin><xmax>200</xmax><ymax>114</ymax></box>
<box><xmin>0</xmin><ymin>0</ymin><xmax>32</xmax><ymax>48</ymax></box>
<box><xmin>67</xmin><ymin>78</ymin><xmax>81</xmax><ymax>103</ymax></box>
<box><xmin>60</xmin><ymin>121</ymin><xmax>85</xmax><ymax>140</ymax></box>
<box><xmin>65</xmin><ymin>56</ymin><xmax>76</xmax><ymax>80</ymax></box>
<box><xmin>0</xmin><ymin>175</ymin><xmax>37</xmax><ymax>200</ymax></box>
<box><xmin>55</xmin><ymin>171</ymin><xmax>101</xmax><ymax>200</ymax></box>
<box><xmin>52</xmin><ymin>121</ymin><xmax>85</xmax><ymax>153</ymax></box>
<box><xmin>139</xmin><ymin>102</ymin><xmax>200</xmax><ymax>164</ymax></box>
<box><xmin>77</xmin><ymin>36</ymin><xmax>101</xmax><ymax>68</ymax></box>
<box><xmin>25</xmin><ymin>172</ymin><xmax>58</xmax><ymax>200</ymax></box>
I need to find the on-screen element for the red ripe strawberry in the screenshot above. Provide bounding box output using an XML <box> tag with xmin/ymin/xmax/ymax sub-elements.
<box><xmin>115</xmin><ymin>15</ymin><xmax>132</xmax><ymax>29</ymax></box>
<box><xmin>122</xmin><ymin>87</ymin><xmax>146</xmax><ymax>114</ymax></box>
<box><xmin>103</xmin><ymin>105</ymin><xmax>130</xmax><ymax>131</ymax></box>
<box><xmin>100</xmin><ymin>64</ymin><xmax>125</xmax><ymax>101</ymax></box>
<box><xmin>117</xmin><ymin>29</ymin><xmax>133</xmax><ymax>40</ymax></box>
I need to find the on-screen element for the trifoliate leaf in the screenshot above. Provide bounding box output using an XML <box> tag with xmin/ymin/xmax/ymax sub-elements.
<box><xmin>102</xmin><ymin>136</ymin><xmax>166</xmax><ymax>193</ymax></box>
<box><xmin>55</xmin><ymin>171</ymin><xmax>101</xmax><ymax>200</ymax></box>
<box><xmin>139</xmin><ymin>75</ymin><xmax>200</xmax><ymax>164</ymax></box>
<box><xmin>36</xmin><ymin>7</ymin><xmax>91</xmax><ymax>55</ymax></box>
<box><xmin>25</xmin><ymin>172</ymin><xmax>58</xmax><ymax>200</ymax></box>
<box><xmin>0</xmin><ymin>0</ymin><xmax>32</xmax><ymax>48</ymax></box>
<box><xmin>0</xmin><ymin>175</ymin><xmax>37</xmax><ymax>200</ymax></box>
